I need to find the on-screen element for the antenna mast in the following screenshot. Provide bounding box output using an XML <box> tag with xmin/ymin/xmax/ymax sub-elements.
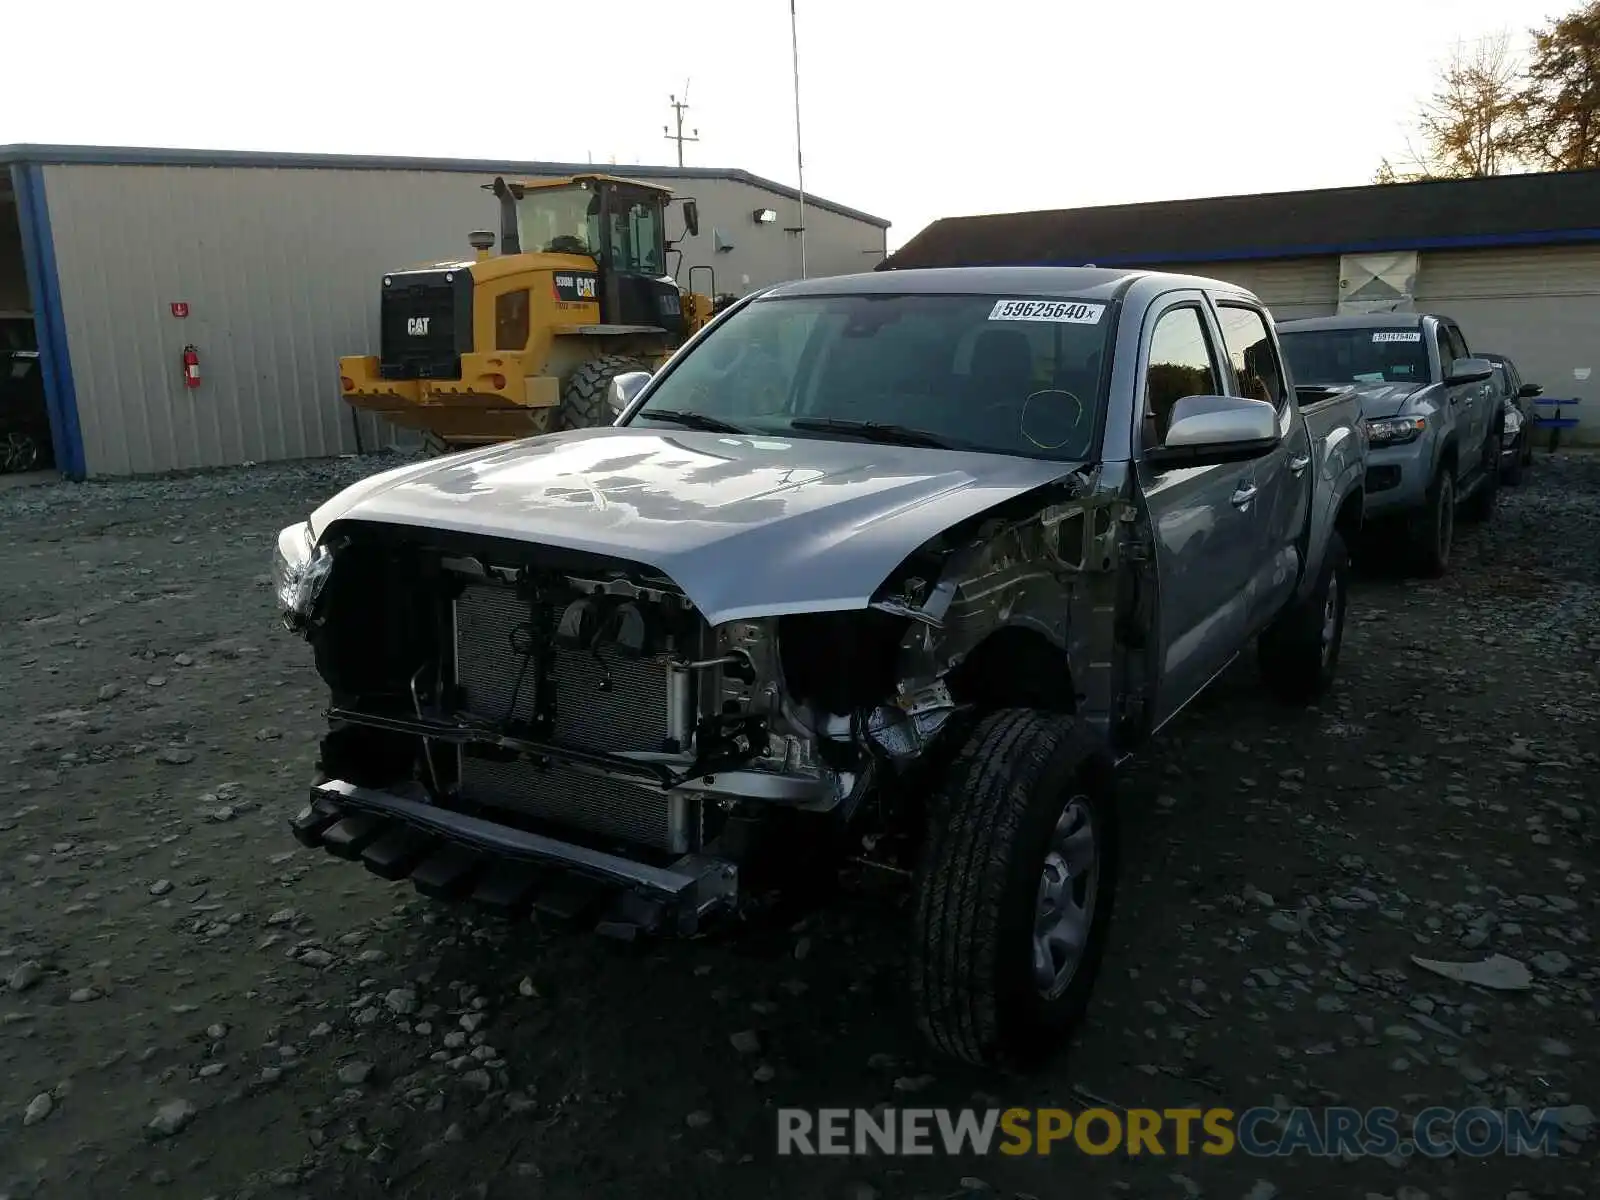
<box><xmin>789</xmin><ymin>0</ymin><xmax>807</xmax><ymax>278</ymax></box>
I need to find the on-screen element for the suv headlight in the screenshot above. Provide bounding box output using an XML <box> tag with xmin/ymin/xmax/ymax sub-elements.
<box><xmin>272</xmin><ymin>522</ymin><xmax>333</xmax><ymax>628</ymax></box>
<box><xmin>1364</xmin><ymin>416</ymin><xmax>1425</xmax><ymax>445</ymax></box>
<box><xmin>1502</xmin><ymin>409</ymin><xmax>1523</xmax><ymax>441</ymax></box>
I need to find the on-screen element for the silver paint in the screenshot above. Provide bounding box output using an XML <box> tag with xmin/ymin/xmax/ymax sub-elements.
<box><xmin>309</xmin><ymin>428</ymin><xmax>1077</xmax><ymax>627</ymax></box>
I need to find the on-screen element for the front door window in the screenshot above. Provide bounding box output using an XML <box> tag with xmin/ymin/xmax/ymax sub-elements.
<box><xmin>609</xmin><ymin>198</ymin><xmax>663</xmax><ymax>276</ymax></box>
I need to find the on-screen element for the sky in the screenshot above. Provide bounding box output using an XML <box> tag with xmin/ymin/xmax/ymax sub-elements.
<box><xmin>3</xmin><ymin>0</ymin><xmax>1566</xmax><ymax>251</ymax></box>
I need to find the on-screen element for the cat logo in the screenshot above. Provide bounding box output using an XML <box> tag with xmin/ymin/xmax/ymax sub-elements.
<box><xmin>406</xmin><ymin>317</ymin><xmax>431</xmax><ymax>336</ymax></box>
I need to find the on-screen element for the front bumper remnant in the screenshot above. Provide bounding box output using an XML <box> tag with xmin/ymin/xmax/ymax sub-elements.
<box><xmin>292</xmin><ymin>779</ymin><xmax>738</xmax><ymax>938</ymax></box>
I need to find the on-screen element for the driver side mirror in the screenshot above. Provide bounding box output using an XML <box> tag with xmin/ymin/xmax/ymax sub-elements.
<box><xmin>1518</xmin><ymin>381</ymin><xmax>1543</xmax><ymax>399</ymax></box>
<box><xmin>1446</xmin><ymin>357</ymin><xmax>1494</xmax><ymax>386</ymax></box>
<box><xmin>1146</xmin><ymin>394</ymin><xmax>1280</xmax><ymax>468</ymax></box>
<box><xmin>607</xmin><ymin>370</ymin><xmax>652</xmax><ymax>416</ymax></box>
<box><xmin>681</xmin><ymin>199</ymin><xmax>700</xmax><ymax>238</ymax></box>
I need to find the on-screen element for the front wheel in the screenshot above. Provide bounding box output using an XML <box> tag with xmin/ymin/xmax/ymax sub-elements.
<box><xmin>1502</xmin><ymin>441</ymin><xmax>1525</xmax><ymax>487</ymax></box>
<box><xmin>1407</xmin><ymin>468</ymin><xmax>1454</xmax><ymax>577</ymax></box>
<box><xmin>1461</xmin><ymin>438</ymin><xmax>1499</xmax><ymax>524</ymax></box>
<box><xmin>1259</xmin><ymin>531</ymin><xmax>1348</xmax><ymax>704</ymax></box>
<box><xmin>909</xmin><ymin>710</ymin><xmax>1119</xmax><ymax>1069</ymax></box>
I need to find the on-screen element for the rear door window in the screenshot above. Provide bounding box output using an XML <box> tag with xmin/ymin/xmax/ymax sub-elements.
<box><xmin>1215</xmin><ymin>305</ymin><xmax>1287</xmax><ymax>411</ymax></box>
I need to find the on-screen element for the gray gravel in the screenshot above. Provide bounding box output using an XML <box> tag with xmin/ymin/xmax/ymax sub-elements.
<box><xmin>0</xmin><ymin>450</ymin><xmax>1595</xmax><ymax>1200</ymax></box>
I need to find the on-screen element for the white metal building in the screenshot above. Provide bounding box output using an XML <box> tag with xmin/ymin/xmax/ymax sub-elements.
<box><xmin>885</xmin><ymin>169</ymin><xmax>1600</xmax><ymax>444</ymax></box>
<box><xmin>0</xmin><ymin>145</ymin><xmax>890</xmax><ymax>479</ymax></box>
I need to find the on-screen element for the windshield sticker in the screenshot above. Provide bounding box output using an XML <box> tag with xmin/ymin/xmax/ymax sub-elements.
<box><xmin>989</xmin><ymin>299</ymin><xmax>1105</xmax><ymax>324</ymax></box>
<box><xmin>1371</xmin><ymin>331</ymin><xmax>1422</xmax><ymax>343</ymax></box>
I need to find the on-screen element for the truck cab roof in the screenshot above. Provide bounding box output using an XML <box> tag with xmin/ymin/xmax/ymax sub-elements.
<box><xmin>484</xmin><ymin>173</ymin><xmax>674</xmax><ymax>196</ymax></box>
<box><xmin>764</xmin><ymin>265</ymin><xmax>1268</xmax><ymax>304</ymax></box>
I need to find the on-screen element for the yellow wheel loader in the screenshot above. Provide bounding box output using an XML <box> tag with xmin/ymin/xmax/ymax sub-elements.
<box><xmin>338</xmin><ymin>174</ymin><xmax>716</xmax><ymax>450</ymax></box>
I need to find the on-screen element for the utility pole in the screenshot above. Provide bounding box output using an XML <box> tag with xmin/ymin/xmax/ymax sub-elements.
<box><xmin>663</xmin><ymin>84</ymin><xmax>699</xmax><ymax>167</ymax></box>
<box><xmin>789</xmin><ymin>0</ymin><xmax>807</xmax><ymax>278</ymax></box>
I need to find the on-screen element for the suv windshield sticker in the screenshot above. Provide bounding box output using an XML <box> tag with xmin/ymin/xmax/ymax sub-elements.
<box><xmin>988</xmin><ymin>299</ymin><xmax>1105</xmax><ymax>324</ymax></box>
<box><xmin>1371</xmin><ymin>331</ymin><xmax>1422</xmax><ymax>343</ymax></box>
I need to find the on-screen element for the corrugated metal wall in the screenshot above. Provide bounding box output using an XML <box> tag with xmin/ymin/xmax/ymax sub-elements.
<box><xmin>42</xmin><ymin>162</ymin><xmax>886</xmax><ymax>477</ymax></box>
<box><xmin>1415</xmin><ymin>245</ymin><xmax>1599</xmax><ymax>441</ymax></box>
<box><xmin>1145</xmin><ymin>257</ymin><xmax>1340</xmax><ymax>320</ymax></box>
<box><xmin>45</xmin><ymin>164</ymin><xmax>482</xmax><ymax>475</ymax></box>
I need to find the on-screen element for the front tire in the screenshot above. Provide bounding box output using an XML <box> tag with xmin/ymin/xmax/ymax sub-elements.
<box><xmin>910</xmin><ymin>710</ymin><xmax>1118</xmax><ymax>1069</ymax></box>
<box><xmin>1408</xmin><ymin>468</ymin><xmax>1454</xmax><ymax>577</ymax></box>
<box><xmin>1501</xmin><ymin>443</ymin><xmax>1525</xmax><ymax>487</ymax></box>
<box><xmin>1461</xmin><ymin>436</ymin><xmax>1499</xmax><ymax>524</ymax></box>
<box><xmin>1259</xmin><ymin>531</ymin><xmax>1348</xmax><ymax>704</ymax></box>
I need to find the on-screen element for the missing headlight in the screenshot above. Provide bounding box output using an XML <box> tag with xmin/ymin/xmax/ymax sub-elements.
<box><xmin>272</xmin><ymin>522</ymin><xmax>334</xmax><ymax>629</ymax></box>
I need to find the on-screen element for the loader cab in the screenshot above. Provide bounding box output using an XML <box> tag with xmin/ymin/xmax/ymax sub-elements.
<box><xmin>490</xmin><ymin>174</ymin><xmax>695</xmax><ymax>337</ymax></box>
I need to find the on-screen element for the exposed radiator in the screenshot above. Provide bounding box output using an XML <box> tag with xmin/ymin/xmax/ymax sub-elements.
<box><xmin>452</xmin><ymin>582</ymin><xmax>693</xmax><ymax>853</ymax></box>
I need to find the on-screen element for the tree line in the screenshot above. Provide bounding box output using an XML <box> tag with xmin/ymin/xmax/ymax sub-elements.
<box><xmin>1375</xmin><ymin>0</ymin><xmax>1600</xmax><ymax>182</ymax></box>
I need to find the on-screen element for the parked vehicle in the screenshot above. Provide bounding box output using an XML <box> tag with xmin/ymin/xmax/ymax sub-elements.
<box><xmin>275</xmin><ymin>267</ymin><xmax>1367</xmax><ymax>1068</ymax></box>
<box><xmin>336</xmin><ymin>174</ymin><xmax>714</xmax><ymax>453</ymax></box>
<box><xmin>1</xmin><ymin>318</ymin><xmax>51</xmax><ymax>474</ymax></box>
<box><xmin>1277</xmin><ymin>313</ymin><xmax>1500</xmax><ymax>576</ymax></box>
<box><xmin>1481</xmin><ymin>352</ymin><xmax>1542</xmax><ymax>485</ymax></box>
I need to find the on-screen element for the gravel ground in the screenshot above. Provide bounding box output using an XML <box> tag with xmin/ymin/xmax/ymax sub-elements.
<box><xmin>0</xmin><ymin>451</ymin><xmax>1595</xmax><ymax>1200</ymax></box>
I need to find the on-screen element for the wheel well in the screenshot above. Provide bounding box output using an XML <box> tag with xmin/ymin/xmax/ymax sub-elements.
<box><xmin>1438</xmin><ymin>437</ymin><xmax>1458</xmax><ymax>472</ymax></box>
<box><xmin>944</xmin><ymin>627</ymin><xmax>1076</xmax><ymax>713</ymax></box>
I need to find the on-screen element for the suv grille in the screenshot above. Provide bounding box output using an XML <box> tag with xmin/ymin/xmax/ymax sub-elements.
<box><xmin>378</xmin><ymin>268</ymin><xmax>473</xmax><ymax>381</ymax></box>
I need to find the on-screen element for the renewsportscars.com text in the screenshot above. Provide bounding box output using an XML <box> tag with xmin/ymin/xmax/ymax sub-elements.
<box><xmin>776</xmin><ymin>1106</ymin><xmax>1568</xmax><ymax>1159</ymax></box>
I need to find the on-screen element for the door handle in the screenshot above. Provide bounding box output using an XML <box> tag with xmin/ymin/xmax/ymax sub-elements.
<box><xmin>1231</xmin><ymin>483</ymin><xmax>1259</xmax><ymax>509</ymax></box>
<box><xmin>1289</xmin><ymin>454</ymin><xmax>1310</xmax><ymax>476</ymax></box>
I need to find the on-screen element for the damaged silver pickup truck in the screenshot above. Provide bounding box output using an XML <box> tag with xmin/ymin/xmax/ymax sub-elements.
<box><xmin>275</xmin><ymin>267</ymin><xmax>1367</xmax><ymax>1067</ymax></box>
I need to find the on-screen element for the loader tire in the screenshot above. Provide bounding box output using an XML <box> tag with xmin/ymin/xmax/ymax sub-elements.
<box><xmin>910</xmin><ymin>710</ymin><xmax>1118</xmax><ymax>1070</ymax></box>
<box><xmin>560</xmin><ymin>356</ymin><xmax>650</xmax><ymax>431</ymax></box>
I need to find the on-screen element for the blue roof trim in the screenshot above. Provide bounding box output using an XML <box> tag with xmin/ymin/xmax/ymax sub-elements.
<box><xmin>0</xmin><ymin>143</ymin><xmax>890</xmax><ymax>230</ymax></box>
<box><xmin>1004</xmin><ymin>226</ymin><xmax>1600</xmax><ymax>267</ymax></box>
<box><xmin>10</xmin><ymin>163</ymin><xmax>86</xmax><ymax>480</ymax></box>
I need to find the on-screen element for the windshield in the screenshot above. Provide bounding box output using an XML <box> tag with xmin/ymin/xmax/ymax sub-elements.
<box><xmin>1279</xmin><ymin>327</ymin><xmax>1432</xmax><ymax>386</ymax></box>
<box><xmin>627</xmin><ymin>293</ymin><xmax>1113</xmax><ymax>460</ymax></box>
<box><xmin>515</xmin><ymin>185</ymin><xmax>601</xmax><ymax>257</ymax></box>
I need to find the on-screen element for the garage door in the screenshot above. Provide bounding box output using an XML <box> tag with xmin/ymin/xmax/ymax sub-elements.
<box><xmin>1416</xmin><ymin>245</ymin><xmax>1600</xmax><ymax>442</ymax></box>
<box><xmin>1146</xmin><ymin>257</ymin><xmax>1339</xmax><ymax>320</ymax></box>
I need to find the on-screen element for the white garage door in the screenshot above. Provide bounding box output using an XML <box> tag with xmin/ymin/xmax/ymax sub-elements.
<box><xmin>1416</xmin><ymin>245</ymin><xmax>1600</xmax><ymax>442</ymax></box>
<box><xmin>1147</xmin><ymin>257</ymin><xmax>1339</xmax><ymax>320</ymax></box>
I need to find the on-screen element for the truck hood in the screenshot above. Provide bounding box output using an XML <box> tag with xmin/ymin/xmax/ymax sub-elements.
<box><xmin>1343</xmin><ymin>381</ymin><xmax>1431</xmax><ymax>420</ymax></box>
<box><xmin>309</xmin><ymin>428</ymin><xmax>1079</xmax><ymax>625</ymax></box>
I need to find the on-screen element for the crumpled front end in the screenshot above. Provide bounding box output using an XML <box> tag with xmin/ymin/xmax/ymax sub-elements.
<box><xmin>276</xmin><ymin>463</ymin><xmax>1126</xmax><ymax>936</ymax></box>
<box><xmin>279</xmin><ymin>520</ymin><xmax>862</xmax><ymax>935</ymax></box>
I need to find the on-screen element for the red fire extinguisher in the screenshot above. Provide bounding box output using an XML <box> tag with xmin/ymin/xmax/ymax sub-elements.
<box><xmin>182</xmin><ymin>344</ymin><xmax>201</xmax><ymax>390</ymax></box>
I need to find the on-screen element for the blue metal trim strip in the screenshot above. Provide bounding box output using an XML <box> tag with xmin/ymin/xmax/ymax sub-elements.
<box><xmin>962</xmin><ymin>226</ymin><xmax>1600</xmax><ymax>268</ymax></box>
<box><xmin>10</xmin><ymin>163</ymin><xmax>86</xmax><ymax>479</ymax></box>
